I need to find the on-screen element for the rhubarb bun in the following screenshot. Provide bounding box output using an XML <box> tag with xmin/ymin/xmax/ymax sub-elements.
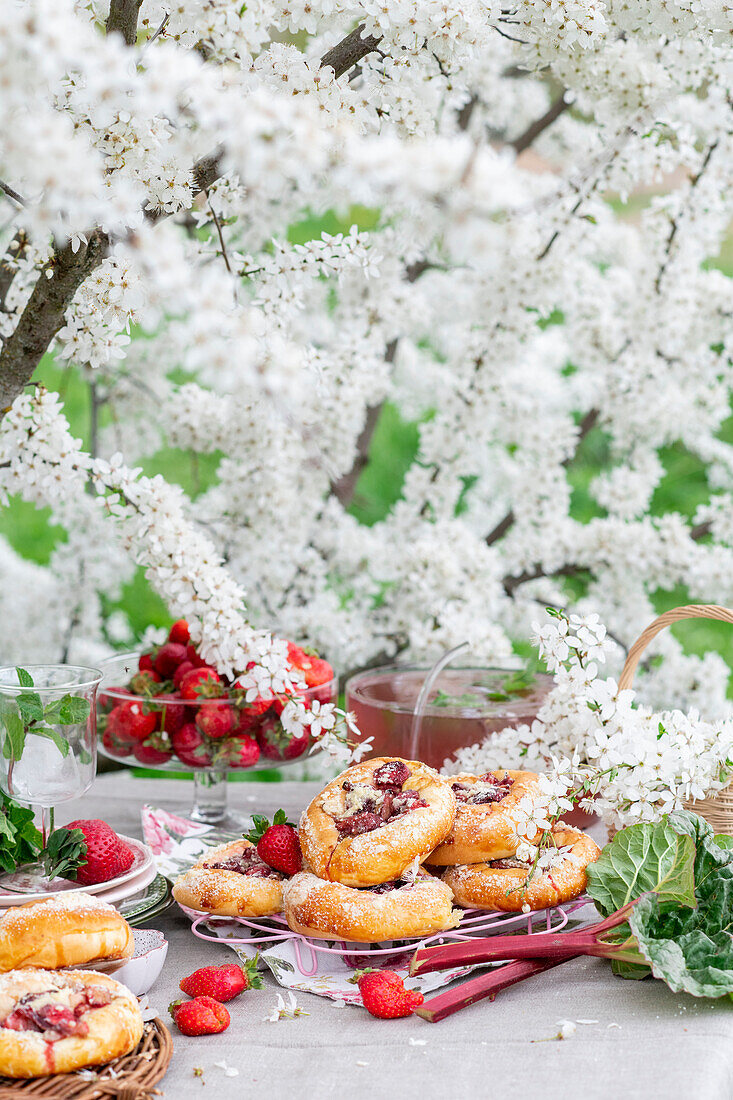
<box><xmin>172</xmin><ymin>838</ymin><xmax>286</xmax><ymax>917</ymax></box>
<box><xmin>0</xmin><ymin>894</ymin><xmax>134</xmax><ymax>974</ymax></box>
<box><xmin>283</xmin><ymin>870</ymin><xmax>459</xmax><ymax>943</ymax></box>
<box><xmin>0</xmin><ymin>968</ymin><xmax>143</xmax><ymax>1078</ymax></box>
<box><xmin>428</xmin><ymin>771</ymin><xmax>543</xmax><ymax>866</ymax></box>
<box><xmin>441</xmin><ymin>825</ymin><xmax>601</xmax><ymax>911</ymax></box>
<box><xmin>299</xmin><ymin>757</ymin><xmax>456</xmax><ymax>888</ymax></box>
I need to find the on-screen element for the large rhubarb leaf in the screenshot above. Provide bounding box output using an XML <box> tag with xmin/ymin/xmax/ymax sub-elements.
<box><xmin>587</xmin><ymin>819</ymin><xmax>696</xmax><ymax>917</ymax></box>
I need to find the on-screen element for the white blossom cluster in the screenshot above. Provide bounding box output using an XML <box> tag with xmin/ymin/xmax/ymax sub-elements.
<box><xmin>0</xmin><ymin>0</ymin><xmax>731</xmax><ymax>733</ymax></box>
<box><xmin>449</xmin><ymin>611</ymin><xmax>733</xmax><ymax>828</ymax></box>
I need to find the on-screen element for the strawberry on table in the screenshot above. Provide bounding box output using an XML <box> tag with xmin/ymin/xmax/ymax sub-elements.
<box><xmin>169</xmin><ymin>996</ymin><xmax>230</xmax><ymax>1036</ymax></box>
<box><xmin>353</xmin><ymin>969</ymin><xmax>424</xmax><ymax>1019</ymax></box>
<box><xmin>179</xmin><ymin>960</ymin><xmax>262</xmax><ymax>1001</ymax></box>
<box><xmin>246</xmin><ymin>810</ymin><xmax>302</xmax><ymax>875</ymax></box>
<box><xmin>65</xmin><ymin>819</ymin><xmax>135</xmax><ymax>886</ymax></box>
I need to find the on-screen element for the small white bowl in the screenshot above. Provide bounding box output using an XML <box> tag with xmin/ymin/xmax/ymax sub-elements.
<box><xmin>112</xmin><ymin>929</ymin><xmax>168</xmax><ymax>996</ymax></box>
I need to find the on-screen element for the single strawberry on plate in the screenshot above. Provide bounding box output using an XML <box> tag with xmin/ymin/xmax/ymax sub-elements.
<box><xmin>169</xmin><ymin>996</ymin><xmax>230</xmax><ymax>1036</ymax></box>
<box><xmin>64</xmin><ymin>819</ymin><xmax>135</xmax><ymax>886</ymax></box>
<box><xmin>246</xmin><ymin>810</ymin><xmax>302</xmax><ymax>875</ymax></box>
<box><xmin>353</xmin><ymin>969</ymin><xmax>424</xmax><ymax>1019</ymax></box>
<box><xmin>179</xmin><ymin>960</ymin><xmax>262</xmax><ymax>1002</ymax></box>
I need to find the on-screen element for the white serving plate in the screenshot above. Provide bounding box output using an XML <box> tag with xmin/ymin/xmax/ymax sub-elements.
<box><xmin>0</xmin><ymin>835</ymin><xmax>154</xmax><ymax>906</ymax></box>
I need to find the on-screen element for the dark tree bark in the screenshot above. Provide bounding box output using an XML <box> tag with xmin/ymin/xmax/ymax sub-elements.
<box><xmin>105</xmin><ymin>0</ymin><xmax>143</xmax><ymax>45</ymax></box>
<box><xmin>321</xmin><ymin>24</ymin><xmax>382</xmax><ymax>78</ymax></box>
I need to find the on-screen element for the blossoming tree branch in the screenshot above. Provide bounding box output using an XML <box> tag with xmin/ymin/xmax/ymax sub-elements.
<box><xmin>1</xmin><ymin>0</ymin><xmax>732</xmax><ymax>724</ymax></box>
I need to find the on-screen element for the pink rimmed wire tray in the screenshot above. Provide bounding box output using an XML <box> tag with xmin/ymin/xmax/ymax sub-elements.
<box><xmin>186</xmin><ymin>899</ymin><xmax>589</xmax><ymax>978</ymax></box>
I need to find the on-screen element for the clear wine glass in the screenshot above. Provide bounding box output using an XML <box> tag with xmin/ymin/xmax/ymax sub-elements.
<box><xmin>0</xmin><ymin>664</ymin><xmax>102</xmax><ymax>892</ymax></box>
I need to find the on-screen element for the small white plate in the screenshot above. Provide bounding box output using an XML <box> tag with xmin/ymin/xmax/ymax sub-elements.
<box><xmin>94</xmin><ymin>860</ymin><xmax>158</xmax><ymax>905</ymax></box>
<box><xmin>0</xmin><ymin>836</ymin><xmax>154</xmax><ymax>906</ymax></box>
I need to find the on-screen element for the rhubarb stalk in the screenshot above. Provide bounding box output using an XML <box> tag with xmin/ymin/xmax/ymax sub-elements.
<box><xmin>415</xmin><ymin>957</ymin><xmax>576</xmax><ymax>1023</ymax></box>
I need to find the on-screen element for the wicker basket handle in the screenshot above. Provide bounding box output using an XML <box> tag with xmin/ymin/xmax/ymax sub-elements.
<box><xmin>618</xmin><ymin>604</ymin><xmax>733</xmax><ymax>691</ymax></box>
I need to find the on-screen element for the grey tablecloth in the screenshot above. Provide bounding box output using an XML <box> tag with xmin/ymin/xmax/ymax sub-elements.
<box><xmin>57</xmin><ymin>775</ymin><xmax>733</xmax><ymax>1100</ymax></box>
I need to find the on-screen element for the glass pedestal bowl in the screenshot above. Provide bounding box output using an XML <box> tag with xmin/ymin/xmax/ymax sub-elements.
<box><xmin>98</xmin><ymin>654</ymin><xmax>337</xmax><ymax>830</ymax></box>
<box><xmin>345</xmin><ymin>664</ymin><xmax>554</xmax><ymax>772</ymax></box>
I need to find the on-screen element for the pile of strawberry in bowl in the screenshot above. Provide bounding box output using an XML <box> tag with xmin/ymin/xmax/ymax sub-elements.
<box><xmin>97</xmin><ymin>620</ymin><xmax>337</xmax><ymax>774</ymax></box>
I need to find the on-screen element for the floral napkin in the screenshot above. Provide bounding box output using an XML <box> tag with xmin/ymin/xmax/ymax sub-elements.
<box><xmin>141</xmin><ymin>804</ymin><xmax>532</xmax><ymax>1004</ymax></box>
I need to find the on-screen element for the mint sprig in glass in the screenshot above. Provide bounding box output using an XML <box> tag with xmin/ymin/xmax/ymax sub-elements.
<box><xmin>0</xmin><ymin>665</ymin><xmax>101</xmax><ymax>890</ymax></box>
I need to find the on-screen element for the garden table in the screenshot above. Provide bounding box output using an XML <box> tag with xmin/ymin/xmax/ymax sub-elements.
<box><xmin>59</xmin><ymin>774</ymin><xmax>733</xmax><ymax>1100</ymax></box>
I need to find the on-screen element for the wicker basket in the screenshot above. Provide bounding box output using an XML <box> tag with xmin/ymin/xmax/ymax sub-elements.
<box><xmin>619</xmin><ymin>603</ymin><xmax>733</xmax><ymax>836</ymax></box>
<box><xmin>0</xmin><ymin>1018</ymin><xmax>173</xmax><ymax>1100</ymax></box>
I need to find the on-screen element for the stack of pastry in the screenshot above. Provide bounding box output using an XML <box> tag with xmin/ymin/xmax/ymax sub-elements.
<box><xmin>0</xmin><ymin>893</ymin><xmax>143</xmax><ymax>1078</ymax></box>
<box><xmin>429</xmin><ymin>770</ymin><xmax>601</xmax><ymax>911</ymax></box>
<box><xmin>173</xmin><ymin>755</ymin><xmax>601</xmax><ymax>944</ymax></box>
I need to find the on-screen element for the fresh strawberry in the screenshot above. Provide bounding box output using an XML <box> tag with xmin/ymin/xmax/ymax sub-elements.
<box><xmin>133</xmin><ymin>732</ymin><xmax>173</xmax><ymax>765</ymax></box>
<box><xmin>172</xmin><ymin>660</ymin><xmax>195</xmax><ymax>690</ymax></box>
<box><xmin>65</xmin><ymin>819</ymin><xmax>135</xmax><ymax>886</ymax></box>
<box><xmin>231</xmin><ymin>680</ymin><xmax>274</xmax><ymax>721</ymax></box>
<box><xmin>195</xmin><ymin>701</ymin><xmax>234</xmax><ymax>739</ymax></box>
<box><xmin>154</xmin><ymin>642</ymin><xmax>188</xmax><ymax>679</ymax></box>
<box><xmin>171</xmin><ymin>723</ymin><xmax>213</xmax><ymax>767</ymax></box>
<box><xmin>169</xmin><ymin>996</ymin><xmax>229</xmax><ymax>1036</ymax></box>
<box><xmin>179</xmin><ymin>960</ymin><xmax>261</xmax><ymax>1001</ymax></box>
<box><xmin>180</xmin><ymin>667</ymin><xmax>223</xmax><ymax>700</ymax></box>
<box><xmin>108</xmin><ymin>700</ymin><xmax>157</xmax><ymax>746</ymax></box>
<box><xmin>186</xmin><ymin>645</ymin><xmax>211</xmax><ymax>669</ymax></box>
<box><xmin>102</xmin><ymin>726</ymin><xmax>126</xmax><ymax>757</ymax></box>
<box><xmin>138</xmin><ymin>653</ymin><xmax>155</xmax><ymax>674</ymax></box>
<box><xmin>169</xmin><ymin>619</ymin><xmax>191</xmax><ymax>646</ymax></box>
<box><xmin>287</xmin><ymin>642</ymin><xmax>334</xmax><ymax>688</ymax></box>
<box><xmin>160</xmin><ymin>701</ymin><xmax>187</xmax><ymax>735</ymax></box>
<box><xmin>246</xmin><ymin>810</ymin><xmax>302</xmax><ymax>875</ymax></box>
<box><xmin>129</xmin><ymin>669</ymin><xmax>163</xmax><ymax>696</ymax></box>
<box><xmin>258</xmin><ymin>714</ymin><xmax>309</xmax><ymax>761</ymax></box>
<box><xmin>217</xmin><ymin>735</ymin><xmax>260</xmax><ymax>769</ymax></box>
<box><xmin>353</xmin><ymin>969</ymin><xmax>424</xmax><ymax>1019</ymax></box>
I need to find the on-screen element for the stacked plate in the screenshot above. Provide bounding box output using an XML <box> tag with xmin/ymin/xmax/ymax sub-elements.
<box><xmin>0</xmin><ymin>836</ymin><xmax>172</xmax><ymax>927</ymax></box>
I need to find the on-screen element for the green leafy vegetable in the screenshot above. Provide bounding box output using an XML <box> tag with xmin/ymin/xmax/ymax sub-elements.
<box><xmin>0</xmin><ymin>795</ymin><xmax>41</xmax><ymax>873</ymax></box>
<box><xmin>586</xmin><ymin>819</ymin><xmax>697</xmax><ymax>916</ymax></box>
<box><xmin>40</xmin><ymin>827</ymin><xmax>87</xmax><ymax>881</ymax></box>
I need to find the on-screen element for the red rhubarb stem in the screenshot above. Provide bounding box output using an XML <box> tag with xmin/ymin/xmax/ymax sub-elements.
<box><xmin>416</xmin><ymin>956</ymin><xmax>579</xmax><ymax>1023</ymax></box>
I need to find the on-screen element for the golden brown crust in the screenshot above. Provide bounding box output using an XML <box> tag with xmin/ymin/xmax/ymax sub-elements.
<box><xmin>172</xmin><ymin>839</ymin><xmax>284</xmax><ymax>917</ymax></box>
<box><xmin>428</xmin><ymin>771</ymin><xmax>543</xmax><ymax>865</ymax></box>
<box><xmin>299</xmin><ymin>757</ymin><xmax>456</xmax><ymax>888</ymax></box>
<box><xmin>0</xmin><ymin>894</ymin><xmax>134</xmax><ymax>973</ymax></box>
<box><xmin>441</xmin><ymin>825</ymin><xmax>601</xmax><ymax>911</ymax></box>
<box><xmin>283</xmin><ymin>871</ymin><xmax>460</xmax><ymax>943</ymax></box>
<box><xmin>0</xmin><ymin>969</ymin><xmax>143</xmax><ymax>1078</ymax></box>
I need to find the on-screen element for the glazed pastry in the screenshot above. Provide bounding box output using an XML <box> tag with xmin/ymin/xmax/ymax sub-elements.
<box><xmin>299</xmin><ymin>757</ymin><xmax>456</xmax><ymax>888</ymax></box>
<box><xmin>0</xmin><ymin>969</ymin><xmax>143</xmax><ymax>1078</ymax></box>
<box><xmin>441</xmin><ymin>825</ymin><xmax>601</xmax><ymax>911</ymax></box>
<box><xmin>283</xmin><ymin>869</ymin><xmax>460</xmax><ymax>943</ymax></box>
<box><xmin>172</xmin><ymin>838</ymin><xmax>285</xmax><ymax>917</ymax></box>
<box><xmin>428</xmin><ymin>771</ymin><xmax>543</xmax><ymax>866</ymax></box>
<box><xmin>0</xmin><ymin>894</ymin><xmax>134</xmax><ymax>973</ymax></box>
